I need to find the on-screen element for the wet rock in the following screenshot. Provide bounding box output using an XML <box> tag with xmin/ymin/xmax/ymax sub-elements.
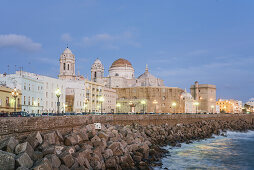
<box><xmin>0</xmin><ymin>137</ymin><xmax>19</xmax><ymax>153</ymax></box>
<box><xmin>16</xmin><ymin>152</ymin><xmax>33</xmax><ymax>169</ymax></box>
<box><xmin>0</xmin><ymin>150</ymin><xmax>15</xmax><ymax>170</ymax></box>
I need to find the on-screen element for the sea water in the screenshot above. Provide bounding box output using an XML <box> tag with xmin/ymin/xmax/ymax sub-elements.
<box><xmin>154</xmin><ymin>131</ymin><xmax>254</xmax><ymax>170</ymax></box>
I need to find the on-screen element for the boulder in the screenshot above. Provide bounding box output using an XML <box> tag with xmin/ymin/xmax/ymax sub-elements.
<box><xmin>0</xmin><ymin>137</ymin><xmax>19</xmax><ymax>153</ymax></box>
<box><xmin>98</xmin><ymin>132</ymin><xmax>109</xmax><ymax>141</ymax></box>
<box><xmin>42</xmin><ymin>145</ymin><xmax>65</xmax><ymax>156</ymax></box>
<box><xmin>32</xmin><ymin>158</ymin><xmax>52</xmax><ymax>170</ymax></box>
<box><xmin>103</xmin><ymin>149</ymin><xmax>113</xmax><ymax>160</ymax></box>
<box><xmin>15</xmin><ymin>152</ymin><xmax>33</xmax><ymax>168</ymax></box>
<box><xmin>43</xmin><ymin>132</ymin><xmax>59</xmax><ymax>145</ymax></box>
<box><xmin>59</xmin><ymin>165</ymin><xmax>70</xmax><ymax>170</ymax></box>
<box><xmin>15</xmin><ymin>142</ymin><xmax>34</xmax><ymax>158</ymax></box>
<box><xmin>45</xmin><ymin>154</ymin><xmax>61</xmax><ymax>168</ymax></box>
<box><xmin>91</xmin><ymin>135</ymin><xmax>102</xmax><ymax>147</ymax></box>
<box><xmin>108</xmin><ymin>142</ymin><xmax>124</xmax><ymax>156</ymax></box>
<box><xmin>64</xmin><ymin>134</ymin><xmax>78</xmax><ymax>146</ymax></box>
<box><xmin>32</xmin><ymin>151</ymin><xmax>43</xmax><ymax>161</ymax></box>
<box><xmin>26</xmin><ymin>132</ymin><xmax>42</xmax><ymax>149</ymax></box>
<box><xmin>105</xmin><ymin>157</ymin><xmax>117</xmax><ymax>168</ymax></box>
<box><xmin>0</xmin><ymin>150</ymin><xmax>15</xmax><ymax>170</ymax></box>
<box><xmin>59</xmin><ymin>152</ymin><xmax>74</xmax><ymax>168</ymax></box>
<box><xmin>16</xmin><ymin>167</ymin><xmax>29</xmax><ymax>170</ymax></box>
<box><xmin>56</xmin><ymin>130</ymin><xmax>64</xmax><ymax>142</ymax></box>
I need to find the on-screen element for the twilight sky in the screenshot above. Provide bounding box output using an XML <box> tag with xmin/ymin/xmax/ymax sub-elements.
<box><xmin>0</xmin><ymin>0</ymin><xmax>254</xmax><ymax>102</ymax></box>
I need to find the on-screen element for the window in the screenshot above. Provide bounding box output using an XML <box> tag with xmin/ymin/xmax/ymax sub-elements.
<box><xmin>29</xmin><ymin>84</ymin><xmax>31</xmax><ymax>91</ymax></box>
<box><xmin>24</xmin><ymin>96</ymin><xmax>26</xmax><ymax>105</ymax></box>
<box><xmin>24</xmin><ymin>83</ymin><xmax>26</xmax><ymax>90</ymax></box>
<box><xmin>28</xmin><ymin>97</ymin><xmax>30</xmax><ymax>105</ymax></box>
<box><xmin>68</xmin><ymin>64</ymin><xmax>69</xmax><ymax>70</ymax></box>
<box><xmin>6</xmin><ymin>97</ymin><xmax>9</xmax><ymax>106</ymax></box>
<box><xmin>38</xmin><ymin>98</ymin><xmax>40</xmax><ymax>106</ymax></box>
<box><xmin>63</xmin><ymin>63</ymin><xmax>66</xmax><ymax>70</ymax></box>
<box><xmin>32</xmin><ymin>97</ymin><xmax>34</xmax><ymax>105</ymax></box>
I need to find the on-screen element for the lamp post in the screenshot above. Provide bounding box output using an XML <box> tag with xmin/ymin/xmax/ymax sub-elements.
<box><xmin>55</xmin><ymin>88</ymin><xmax>61</xmax><ymax>114</ymax></box>
<box><xmin>172</xmin><ymin>102</ymin><xmax>177</xmax><ymax>114</ymax></box>
<box><xmin>193</xmin><ymin>102</ymin><xmax>199</xmax><ymax>114</ymax></box>
<box><xmin>141</xmin><ymin>100</ymin><xmax>146</xmax><ymax>113</ymax></box>
<box><xmin>211</xmin><ymin>105</ymin><xmax>214</xmax><ymax>114</ymax></box>
<box><xmin>129</xmin><ymin>101</ymin><xmax>133</xmax><ymax>113</ymax></box>
<box><xmin>84</xmin><ymin>98</ymin><xmax>89</xmax><ymax>113</ymax></box>
<box><xmin>116</xmin><ymin>103</ymin><xmax>121</xmax><ymax>113</ymax></box>
<box><xmin>99</xmin><ymin>96</ymin><xmax>104</xmax><ymax>114</ymax></box>
<box><xmin>11</xmin><ymin>88</ymin><xmax>19</xmax><ymax>112</ymax></box>
<box><xmin>153</xmin><ymin>100</ymin><xmax>158</xmax><ymax>113</ymax></box>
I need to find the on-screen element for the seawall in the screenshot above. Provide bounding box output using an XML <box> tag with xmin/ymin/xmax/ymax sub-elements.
<box><xmin>1</xmin><ymin>114</ymin><xmax>254</xmax><ymax>140</ymax></box>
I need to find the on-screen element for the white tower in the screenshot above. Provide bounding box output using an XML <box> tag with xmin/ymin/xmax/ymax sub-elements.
<box><xmin>91</xmin><ymin>58</ymin><xmax>104</xmax><ymax>82</ymax></box>
<box><xmin>59</xmin><ymin>47</ymin><xmax>76</xmax><ymax>80</ymax></box>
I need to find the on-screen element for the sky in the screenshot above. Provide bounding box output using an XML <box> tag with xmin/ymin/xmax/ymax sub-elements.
<box><xmin>0</xmin><ymin>0</ymin><xmax>254</xmax><ymax>102</ymax></box>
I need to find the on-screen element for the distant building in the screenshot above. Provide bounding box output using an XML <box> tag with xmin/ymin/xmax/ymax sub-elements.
<box><xmin>116</xmin><ymin>87</ymin><xmax>184</xmax><ymax>113</ymax></box>
<box><xmin>190</xmin><ymin>81</ymin><xmax>216</xmax><ymax>113</ymax></box>
<box><xmin>91</xmin><ymin>58</ymin><xmax>164</xmax><ymax>88</ymax></box>
<box><xmin>0</xmin><ymin>72</ymin><xmax>44</xmax><ymax>113</ymax></box>
<box><xmin>216</xmin><ymin>99</ymin><xmax>243</xmax><ymax>114</ymax></box>
<box><xmin>181</xmin><ymin>89</ymin><xmax>196</xmax><ymax>113</ymax></box>
<box><xmin>0</xmin><ymin>86</ymin><xmax>22</xmax><ymax>113</ymax></box>
<box><xmin>246</xmin><ymin>98</ymin><xmax>254</xmax><ymax>107</ymax></box>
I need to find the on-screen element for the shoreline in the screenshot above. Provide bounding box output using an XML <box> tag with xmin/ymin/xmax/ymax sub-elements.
<box><xmin>0</xmin><ymin>118</ymin><xmax>254</xmax><ymax>169</ymax></box>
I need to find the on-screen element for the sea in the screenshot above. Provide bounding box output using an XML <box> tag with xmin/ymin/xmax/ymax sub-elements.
<box><xmin>154</xmin><ymin>131</ymin><xmax>254</xmax><ymax>170</ymax></box>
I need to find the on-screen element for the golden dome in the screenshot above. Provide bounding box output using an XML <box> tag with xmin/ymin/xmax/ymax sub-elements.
<box><xmin>110</xmin><ymin>58</ymin><xmax>133</xmax><ymax>68</ymax></box>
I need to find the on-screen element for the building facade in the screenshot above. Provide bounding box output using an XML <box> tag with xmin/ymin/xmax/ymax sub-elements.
<box><xmin>0</xmin><ymin>72</ymin><xmax>44</xmax><ymax>113</ymax></box>
<box><xmin>0</xmin><ymin>86</ymin><xmax>22</xmax><ymax>113</ymax></box>
<box><xmin>102</xmin><ymin>87</ymin><xmax>117</xmax><ymax>113</ymax></box>
<box><xmin>216</xmin><ymin>99</ymin><xmax>243</xmax><ymax>114</ymax></box>
<box><xmin>181</xmin><ymin>89</ymin><xmax>196</xmax><ymax>113</ymax></box>
<box><xmin>190</xmin><ymin>81</ymin><xmax>216</xmax><ymax>113</ymax></box>
<box><xmin>116</xmin><ymin>87</ymin><xmax>184</xmax><ymax>113</ymax></box>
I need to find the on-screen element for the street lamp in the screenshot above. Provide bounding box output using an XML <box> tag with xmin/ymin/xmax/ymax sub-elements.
<box><xmin>129</xmin><ymin>101</ymin><xmax>133</xmax><ymax>113</ymax></box>
<box><xmin>211</xmin><ymin>105</ymin><xmax>215</xmax><ymax>114</ymax></box>
<box><xmin>55</xmin><ymin>88</ymin><xmax>61</xmax><ymax>114</ymax></box>
<box><xmin>11</xmin><ymin>88</ymin><xmax>19</xmax><ymax>112</ymax></box>
<box><xmin>116</xmin><ymin>103</ymin><xmax>121</xmax><ymax>113</ymax></box>
<box><xmin>193</xmin><ymin>102</ymin><xmax>199</xmax><ymax>114</ymax></box>
<box><xmin>172</xmin><ymin>102</ymin><xmax>177</xmax><ymax>114</ymax></box>
<box><xmin>153</xmin><ymin>100</ymin><xmax>158</xmax><ymax>113</ymax></box>
<box><xmin>141</xmin><ymin>100</ymin><xmax>146</xmax><ymax>113</ymax></box>
<box><xmin>84</xmin><ymin>98</ymin><xmax>89</xmax><ymax>113</ymax></box>
<box><xmin>99</xmin><ymin>96</ymin><xmax>104</xmax><ymax>114</ymax></box>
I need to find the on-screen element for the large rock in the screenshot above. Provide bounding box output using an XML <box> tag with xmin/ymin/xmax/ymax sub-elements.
<box><xmin>56</xmin><ymin>130</ymin><xmax>64</xmax><ymax>142</ymax></box>
<box><xmin>42</xmin><ymin>145</ymin><xmax>65</xmax><ymax>156</ymax></box>
<box><xmin>105</xmin><ymin>157</ymin><xmax>117</xmax><ymax>168</ymax></box>
<box><xmin>0</xmin><ymin>137</ymin><xmax>19</xmax><ymax>153</ymax></box>
<box><xmin>16</xmin><ymin>167</ymin><xmax>29</xmax><ymax>170</ymax></box>
<box><xmin>98</xmin><ymin>132</ymin><xmax>109</xmax><ymax>141</ymax></box>
<box><xmin>103</xmin><ymin>149</ymin><xmax>113</xmax><ymax>160</ymax></box>
<box><xmin>108</xmin><ymin>142</ymin><xmax>124</xmax><ymax>156</ymax></box>
<box><xmin>45</xmin><ymin>154</ymin><xmax>61</xmax><ymax>168</ymax></box>
<box><xmin>59</xmin><ymin>152</ymin><xmax>74</xmax><ymax>168</ymax></box>
<box><xmin>32</xmin><ymin>157</ymin><xmax>52</xmax><ymax>170</ymax></box>
<box><xmin>15</xmin><ymin>152</ymin><xmax>33</xmax><ymax>168</ymax></box>
<box><xmin>91</xmin><ymin>135</ymin><xmax>102</xmax><ymax>147</ymax></box>
<box><xmin>64</xmin><ymin>134</ymin><xmax>78</xmax><ymax>146</ymax></box>
<box><xmin>32</xmin><ymin>151</ymin><xmax>43</xmax><ymax>161</ymax></box>
<box><xmin>15</xmin><ymin>142</ymin><xmax>34</xmax><ymax>158</ymax></box>
<box><xmin>43</xmin><ymin>132</ymin><xmax>59</xmax><ymax>145</ymax></box>
<box><xmin>26</xmin><ymin>132</ymin><xmax>43</xmax><ymax>149</ymax></box>
<box><xmin>59</xmin><ymin>165</ymin><xmax>70</xmax><ymax>170</ymax></box>
<box><xmin>0</xmin><ymin>150</ymin><xmax>15</xmax><ymax>170</ymax></box>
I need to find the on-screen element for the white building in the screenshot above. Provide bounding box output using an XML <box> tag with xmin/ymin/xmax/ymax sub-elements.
<box><xmin>246</xmin><ymin>98</ymin><xmax>254</xmax><ymax>107</ymax></box>
<box><xmin>103</xmin><ymin>87</ymin><xmax>117</xmax><ymax>113</ymax></box>
<box><xmin>181</xmin><ymin>89</ymin><xmax>196</xmax><ymax>113</ymax></box>
<box><xmin>0</xmin><ymin>72</ymin><xmax>44</xmax><ymax>113</ymax></box>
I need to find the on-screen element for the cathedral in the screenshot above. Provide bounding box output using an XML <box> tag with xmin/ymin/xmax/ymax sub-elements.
<box><xmin>91</xmin><ymin>58</ymin><xmax>164</xmax><ymax>88</ymax></box>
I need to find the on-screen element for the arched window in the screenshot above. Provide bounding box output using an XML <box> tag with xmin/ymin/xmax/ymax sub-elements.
<box><xmin>94</xmin><ymin>72</ymin><xmax>97</xmax><ymax>78</ymax></box>
<box><xmin>115</xmin><ymin>73</ymin><xmax>119</xmax><ymax>76</ymax></box>
<box><xmin>63</xmin><ymin>63</ymin><xmax>66</xmax><ymax>70</ymax></box>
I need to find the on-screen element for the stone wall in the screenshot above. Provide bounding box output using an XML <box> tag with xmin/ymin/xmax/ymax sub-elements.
<box><xmin>1</xmin><ymin>114</ymin><xmax>254</xmax><ymax>140</ymax></box>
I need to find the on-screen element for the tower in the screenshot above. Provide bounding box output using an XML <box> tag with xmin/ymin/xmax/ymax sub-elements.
<box><xmin>91</xmin><ymin>58</ymin><xmax>104</xmax><ymax>82</ymax></box>
<box><xmin>59</xmin><ymin>47</ymin><xmax>76</xmax><ymax>80</ymax></box>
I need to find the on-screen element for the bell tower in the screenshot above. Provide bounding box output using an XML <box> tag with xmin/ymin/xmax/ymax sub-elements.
<box><xmin>59</xmin><ymin>47</ymin><xmax>76</xmax><ymax>80</ymax></box>
<box><xmin>91</xmin><ymin>58</ymin><xmax>104</xmax><ymax>82</ymax></box>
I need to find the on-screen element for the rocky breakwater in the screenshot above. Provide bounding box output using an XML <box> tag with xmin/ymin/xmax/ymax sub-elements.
<box><xmin>0</xmin><ymin>118</ymin><xmax>254</xmax><ymax>170</ymax></box>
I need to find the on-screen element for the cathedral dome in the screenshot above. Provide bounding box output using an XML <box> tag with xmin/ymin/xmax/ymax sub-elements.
<box><xmin>110</xmin><ymin>58</ymin><xmax>133</xmax><ymax>68</ymax></box>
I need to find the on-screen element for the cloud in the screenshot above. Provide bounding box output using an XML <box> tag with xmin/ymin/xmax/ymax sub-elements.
<box><xmin>0</xmin><ymin>34</ymin><xmax>41</xmax><ymax>51</ymax></box>
<box><xmin>61</xmin><ymin>33</ymin><xmax>72</xmax><ymax>42</ymax></box>
<box><xmin>82</xmin><ymin>31</ymin><xmax>141</xmax><ymax>49</ymax></box>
